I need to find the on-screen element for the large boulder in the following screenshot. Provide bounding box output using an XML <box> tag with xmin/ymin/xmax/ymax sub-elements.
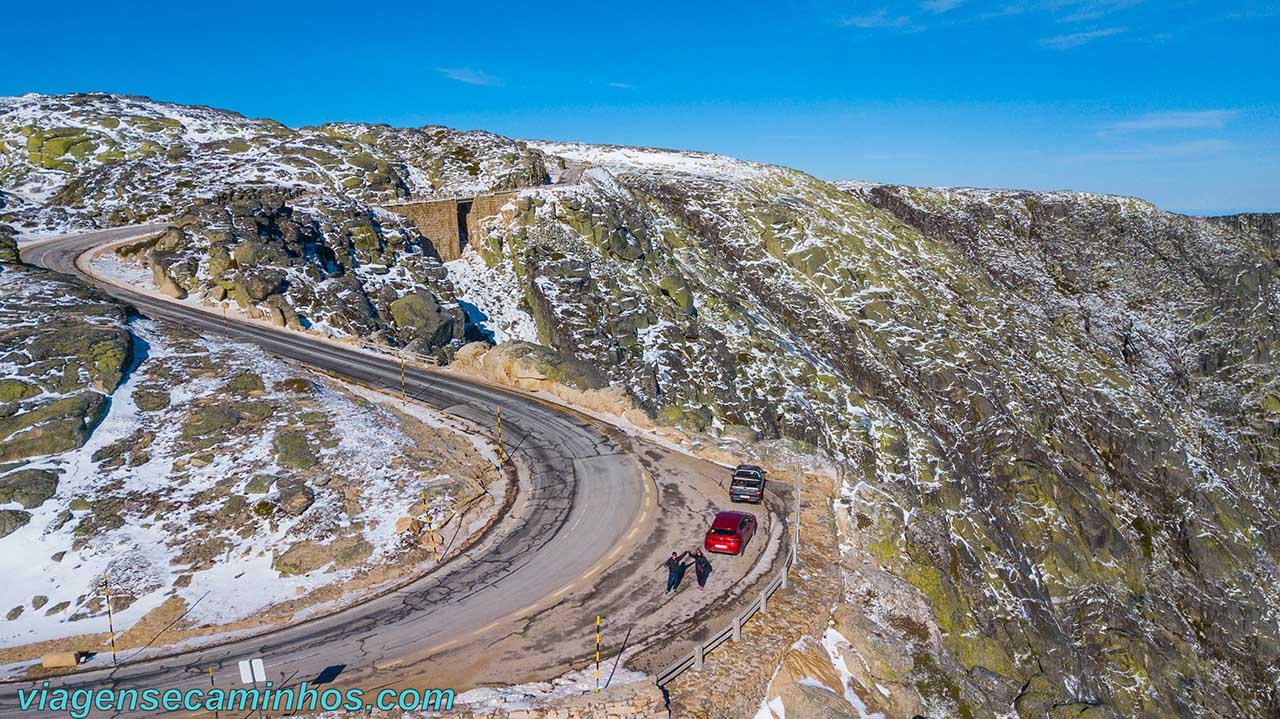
<box><xmin>272</xmin><ymin>428</ymin><xmax>316</xmax><ymax>469</ymax></box>
<box><xmin>606</xmin><ymin>228</ymin><xmax>645</xmax><ymax>260</ymax></box>
<box><xmin>178</xmin><ymin>405</ymin><xmax>241</xmax><ymax>451</ymax></box>
<box><xmin>223</xmin><ymin>372</ymin><xmax>265</xmax><ymax>396</ymax></box>
<box><xmin>24</xmin><ymin>323</ymin><xmax>132</xmax><ymax>393</ymax></box>
<box><xmin>271</xmin><ymin>541</ymin><xmax>329</xmax><ymax>576</ymax></box>
<box><xmin>0</xmin><ymin>225</ymin><xmax>18</xmax><ymax>266</ymax></box>
<box><xmin>765</xmin><ymin>637</ymin><xmax>860</xmax><ymax>719</ymax></box>
<box><xmin>0</xmin><ymin>469</ymin><xmax>59</xmax><ymax>509</ymax></box>
<box><xmin>149</xmin><ymin>256</ymin><xmax>188</xmax><ymax>299</ymax></box>
<box><xmin>0</xmin><ymin>380</ymin><xmax>40</xmax><ymax>403</ymax></box>
<box><xmin>277</xmin><ymin>482</ymin><xmax>314</xmax><ymax>516</ymax></box>
<box><xmin>245</xmin><ymin>474</ymin><xmax>275</xmax><ymax>494</ymax></box>
<box><xmin>658</xmin><ymin>273</ymin><xmax>695</xmax><ymax>314</ymax></box>
<box><xmin>0</xmin><ymin>392</ymin><xmax>108</xmax><ymax>462</ymax></box>
<box><xmin>389</xmin><ymin>292</ymin><xmax>461</xmax><ymax>347</ymax></box>
<box><xmin>233</xmin><ymin>268</ymin><xmax>285</xmax><ymax>303</ymax></box>
<box><xmin>0</xmin><ymin>510</ymin><xmax>31</xmax><ymax>538</ymax></box>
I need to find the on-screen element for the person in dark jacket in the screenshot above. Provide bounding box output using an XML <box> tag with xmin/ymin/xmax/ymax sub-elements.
<box><xmin>662</xmin><ymin>551</ymin><xmax>690</xmax><ymax>593</ymax></box>
<box><xmin>693</xmin><ymin>549</ymin><xmax>712</xmax><ymax>590</ymax></box>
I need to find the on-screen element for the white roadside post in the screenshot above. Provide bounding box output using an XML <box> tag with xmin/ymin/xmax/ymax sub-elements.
<box><xmin>793</xmin><ymin>471</ymin><xmax>801</xmax><ymax>565</ymax></box>
<box><xmin>238</xmin><ymin>658</ymin><xmax>268</xmax><ymax>719</ymax></box>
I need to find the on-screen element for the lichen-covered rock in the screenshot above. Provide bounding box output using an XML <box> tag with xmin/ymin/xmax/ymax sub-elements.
<box><xmin>657</xmin><ymin>273</ymin><xmax>694</xmax><ymax>314</ymax></box>
<box><xmin>271</xmin><ymin>541</ymin><xmax>328</xmax><ymax>576</ymax></box>
<box><xmin>0</xmin><ymin>509</ymin><xmax>31</xmax><ymax>538</ymax></box>
<box><xmin>127</xmin><ymin>185</ymin><xmax>470</xmax><ymax>352</ymax></box>
<box><xmin>272</xmin><ymin>428</ymin><xmax>316</xmax><ymax>469</ymax></box>
<box><xmin>272</xmin><ymin>535</ymin><xmax>369</xmax><ymax>576</ymax></box>
<box><xmin>0</xmin><ymin>392</ymin><xmax>108</xmax><ymax>461</ymax></box>
<box><xmin>223</xmin><ymin>371</ymin><xmax>264</xmax><ymax>396</ymax></box>
<box><xmin>389</xmin><ymin>292</ymin><xmax>463</xmax><ymax>347</ymax></box>
<box><xmin>274</xmin><ymin>378</ymin><xmax>313</xmax><ymax>394</ymax></box>
<box><xmin>0</xmin><ymin>380</ymin><xmax>39</xmax><ymax>403</ymax></box>
<box><xmin>277</xmin><ymin>482</ymin><xmax>314</xmax><ymax>516</ymax></box>
<box><xmin>0</xmin><ymin>224</ymin><xmax>18</xmax><ymax>265</ymax></box>
<box><xmin>178</xmin><ymin>405</ymin><xmax>241</xmax><ymax>451</ymax></box>
<box><xmin>245</xmin><ymin>473</ymin><xmax>275</xmax><ymax>494</ymax></box>
<box><xmin>0</xmin><ymin>469</ymin><xmax>59</xmax><ymax>509</ymax></box>
<box><xmin>133</xmin><ymin>386</ymin><xmax>170</xmax><ymax>412</ymax></box>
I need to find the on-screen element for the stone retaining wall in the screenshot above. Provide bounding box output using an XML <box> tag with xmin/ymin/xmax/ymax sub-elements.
<box><xmin>388</xmin><ymin>199</ymin><xmax>462</xmax><ymax>261</ymax></box>
<box><xmin>386</xmin><ymin>192</ymin><xmax>520</xmax><ymax>263</ymax></box>
<box><xmin>465</xmin><ymin>193</ymin><xmax>518</xmax><ymax>244</ymax></box>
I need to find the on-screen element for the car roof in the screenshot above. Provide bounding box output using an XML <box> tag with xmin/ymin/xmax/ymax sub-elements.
<box><xmin>711</xmin><ymin>511</ymin><xmax>753</xmax><ymax>529</ymax></box>
<box><xmin>735</xmin><ymin>464</ymin><xmax>765</xmax><ymax>472</ymax></box>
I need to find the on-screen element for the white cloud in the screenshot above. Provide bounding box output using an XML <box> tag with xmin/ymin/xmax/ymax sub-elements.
<box><xmin>1101</xmin><ymin>109</ymin><xmax>1240</xmax><ymax>133</ymax></box>
<box><xmin>922</xmin><ymin>0</ymin><xmax>966</xmax><ymax>13</ymax></box>
<box><xmin>1071</xmin><ymin>139</ymin><xmax>1232</xmax><ymax>162</ymax></box>
<box><xmin>1040</xmin><ymin>26</ymin><xmax>1124</xmax><ymax>48</ymax></box>
<box><xmin>1055</xmin><ymin>0</ymin><xmax>1143</xmax><ymax>23</ymax></box>
<box><xmin>837</xmin><ymin>9</ymin><xmax>913</xmax><ymax>28</ymax></box>
<box><xmin>607</xmin><ymin>82</ymin><xmax>634</xmax><ymax>89</ymax></box>
<box><xmin>436</xmin><ymin>67</ymin><xmax>504</xmax><ymax>87</ymax></box>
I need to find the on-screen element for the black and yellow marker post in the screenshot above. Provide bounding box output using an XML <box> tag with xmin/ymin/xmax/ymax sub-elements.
<box><xmin>208</xmin><ymin>667</ymin><xmax>218</xmax><ymax>719</ymax></box>
<box><xmin>102</xmin><ymin>571</ymin><xmax>118</xmax><ymax>665</ymax></box>
<box><xmin>420</xmin><ymin>488</ymin><xmax>440</xmax><ymax>561</ymax></box>
<box><xmin>496</xmin><ymin>405</ymin><xmax>504</xmax><ymax>463</ymax></box>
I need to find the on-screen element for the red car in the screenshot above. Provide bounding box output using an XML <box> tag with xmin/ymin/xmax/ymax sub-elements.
<box><xmin>704</xmin><ymin>511</ymin><xmax>757</xmax><ymax>555</ymax></box>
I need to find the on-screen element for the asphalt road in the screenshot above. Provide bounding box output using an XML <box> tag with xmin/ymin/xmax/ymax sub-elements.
<box><xmin>7</xmin><ymin>226</ymin><xmax>649</xmax><ymax>717</ymax></box>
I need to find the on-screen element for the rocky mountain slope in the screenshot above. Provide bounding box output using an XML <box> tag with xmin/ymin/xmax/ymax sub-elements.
<box><xmin>0</xmin><ymin>222</ymin><xmax>500</xmax><ymax>662</ymax></box>
<box><xmin>3</xmin><ymin>93</ymin><xmax>1279</xmax><ymax>717</ymax></box>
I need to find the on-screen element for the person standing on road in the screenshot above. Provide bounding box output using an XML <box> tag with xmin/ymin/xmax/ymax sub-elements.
<box><xmin>693</xmin><ymin>549</ymin><xmax>712</xmax><ymax>591</ymax></box>
<box><xmin>662</xmin><ymin>551</ymin><xmax>689</xmax><ymax>593</ymax></box>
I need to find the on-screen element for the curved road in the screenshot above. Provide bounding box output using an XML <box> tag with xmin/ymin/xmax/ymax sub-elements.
<box><xmin>7</xmin><ymin>226</ymin><xmax>649</xmax><ymax>716</ymax></box>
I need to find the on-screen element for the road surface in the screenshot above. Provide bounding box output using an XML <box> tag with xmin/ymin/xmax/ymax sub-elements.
<box><xmin>6</xmin><ymin>226</ymin><xmax>650</xmax><ymax>716</ymax></box>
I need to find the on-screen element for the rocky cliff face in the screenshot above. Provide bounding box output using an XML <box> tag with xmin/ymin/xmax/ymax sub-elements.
<box><xmin>471</xmin><ymin>150</ymin><xmax>1280</xmax><ymax>716</ymax></box>
<box><xmin>3</xmin><ymin>93</ymin><xmax>1278</xmax><ymax>716</ymax></box>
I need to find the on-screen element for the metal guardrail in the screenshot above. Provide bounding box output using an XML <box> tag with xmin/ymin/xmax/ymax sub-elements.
<box><xmin>654</xmin><ymin>540</ymin><xmax>798</xmax><ymax>688</ymax></box>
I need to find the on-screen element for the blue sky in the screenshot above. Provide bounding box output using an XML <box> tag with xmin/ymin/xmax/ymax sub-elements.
<box><xmin>4</xmin><ymin>0</ymin><xmax>1277</xmax><ymax>214</ymax></box>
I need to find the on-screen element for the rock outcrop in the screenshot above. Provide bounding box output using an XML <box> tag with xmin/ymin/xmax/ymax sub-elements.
<box><xmin>0</xmin><ymin>255</ymin><xmax>131</xmax><ymax>462</ymax></box>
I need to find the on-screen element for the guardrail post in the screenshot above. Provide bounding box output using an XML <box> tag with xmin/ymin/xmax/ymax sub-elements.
<box><xmin>732</xmin><ymin>616</ymin><xmax>742</xmax><ymax>642</ymax></box>
<box><xmin>793</xmin><ymin>471</ymin><xmax>801</xmax><ymax>566</ymax></box>
<box><xmin>694</xmin><ymin>643</ymin><xmax>704</xmax><ymax>671</ymax></box>
<box><xmin>760</xmin><ymin>589</ymin><xmax>769</xmax><ymax>614</ymax></box>
<box><xmin>780</xmin><ymin>569</ymin><xmax>789</xmax><ymax>590</ymax></box>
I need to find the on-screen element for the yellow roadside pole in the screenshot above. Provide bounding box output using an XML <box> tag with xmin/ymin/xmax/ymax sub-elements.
<box><xmin>102</xmin><ymin>571</ymin><xmax>118</xmax><ymax>665</ymax></box>
<box><xmin>222</xmin><ymin>304</ymin><xmax>228</xmax><ymax>331</ymax></box>
<box><xmin>400</xmin><ymin>354</ymin><xmax>406</xmax><ymax>403</ymax></box>
<box><xmin>420</xmin><ymin>489</ymin><xmax>440</xmax><ymax>561</ymax></box>
<box><xmin>595</xmin><ymin>615</ymin><xmax>602</xmax><ymax>693</ymax></box>
<box><xmin>496</xmin><ymin>406</ymin><xmax>504</xmax><ymax>462</ymax></box>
